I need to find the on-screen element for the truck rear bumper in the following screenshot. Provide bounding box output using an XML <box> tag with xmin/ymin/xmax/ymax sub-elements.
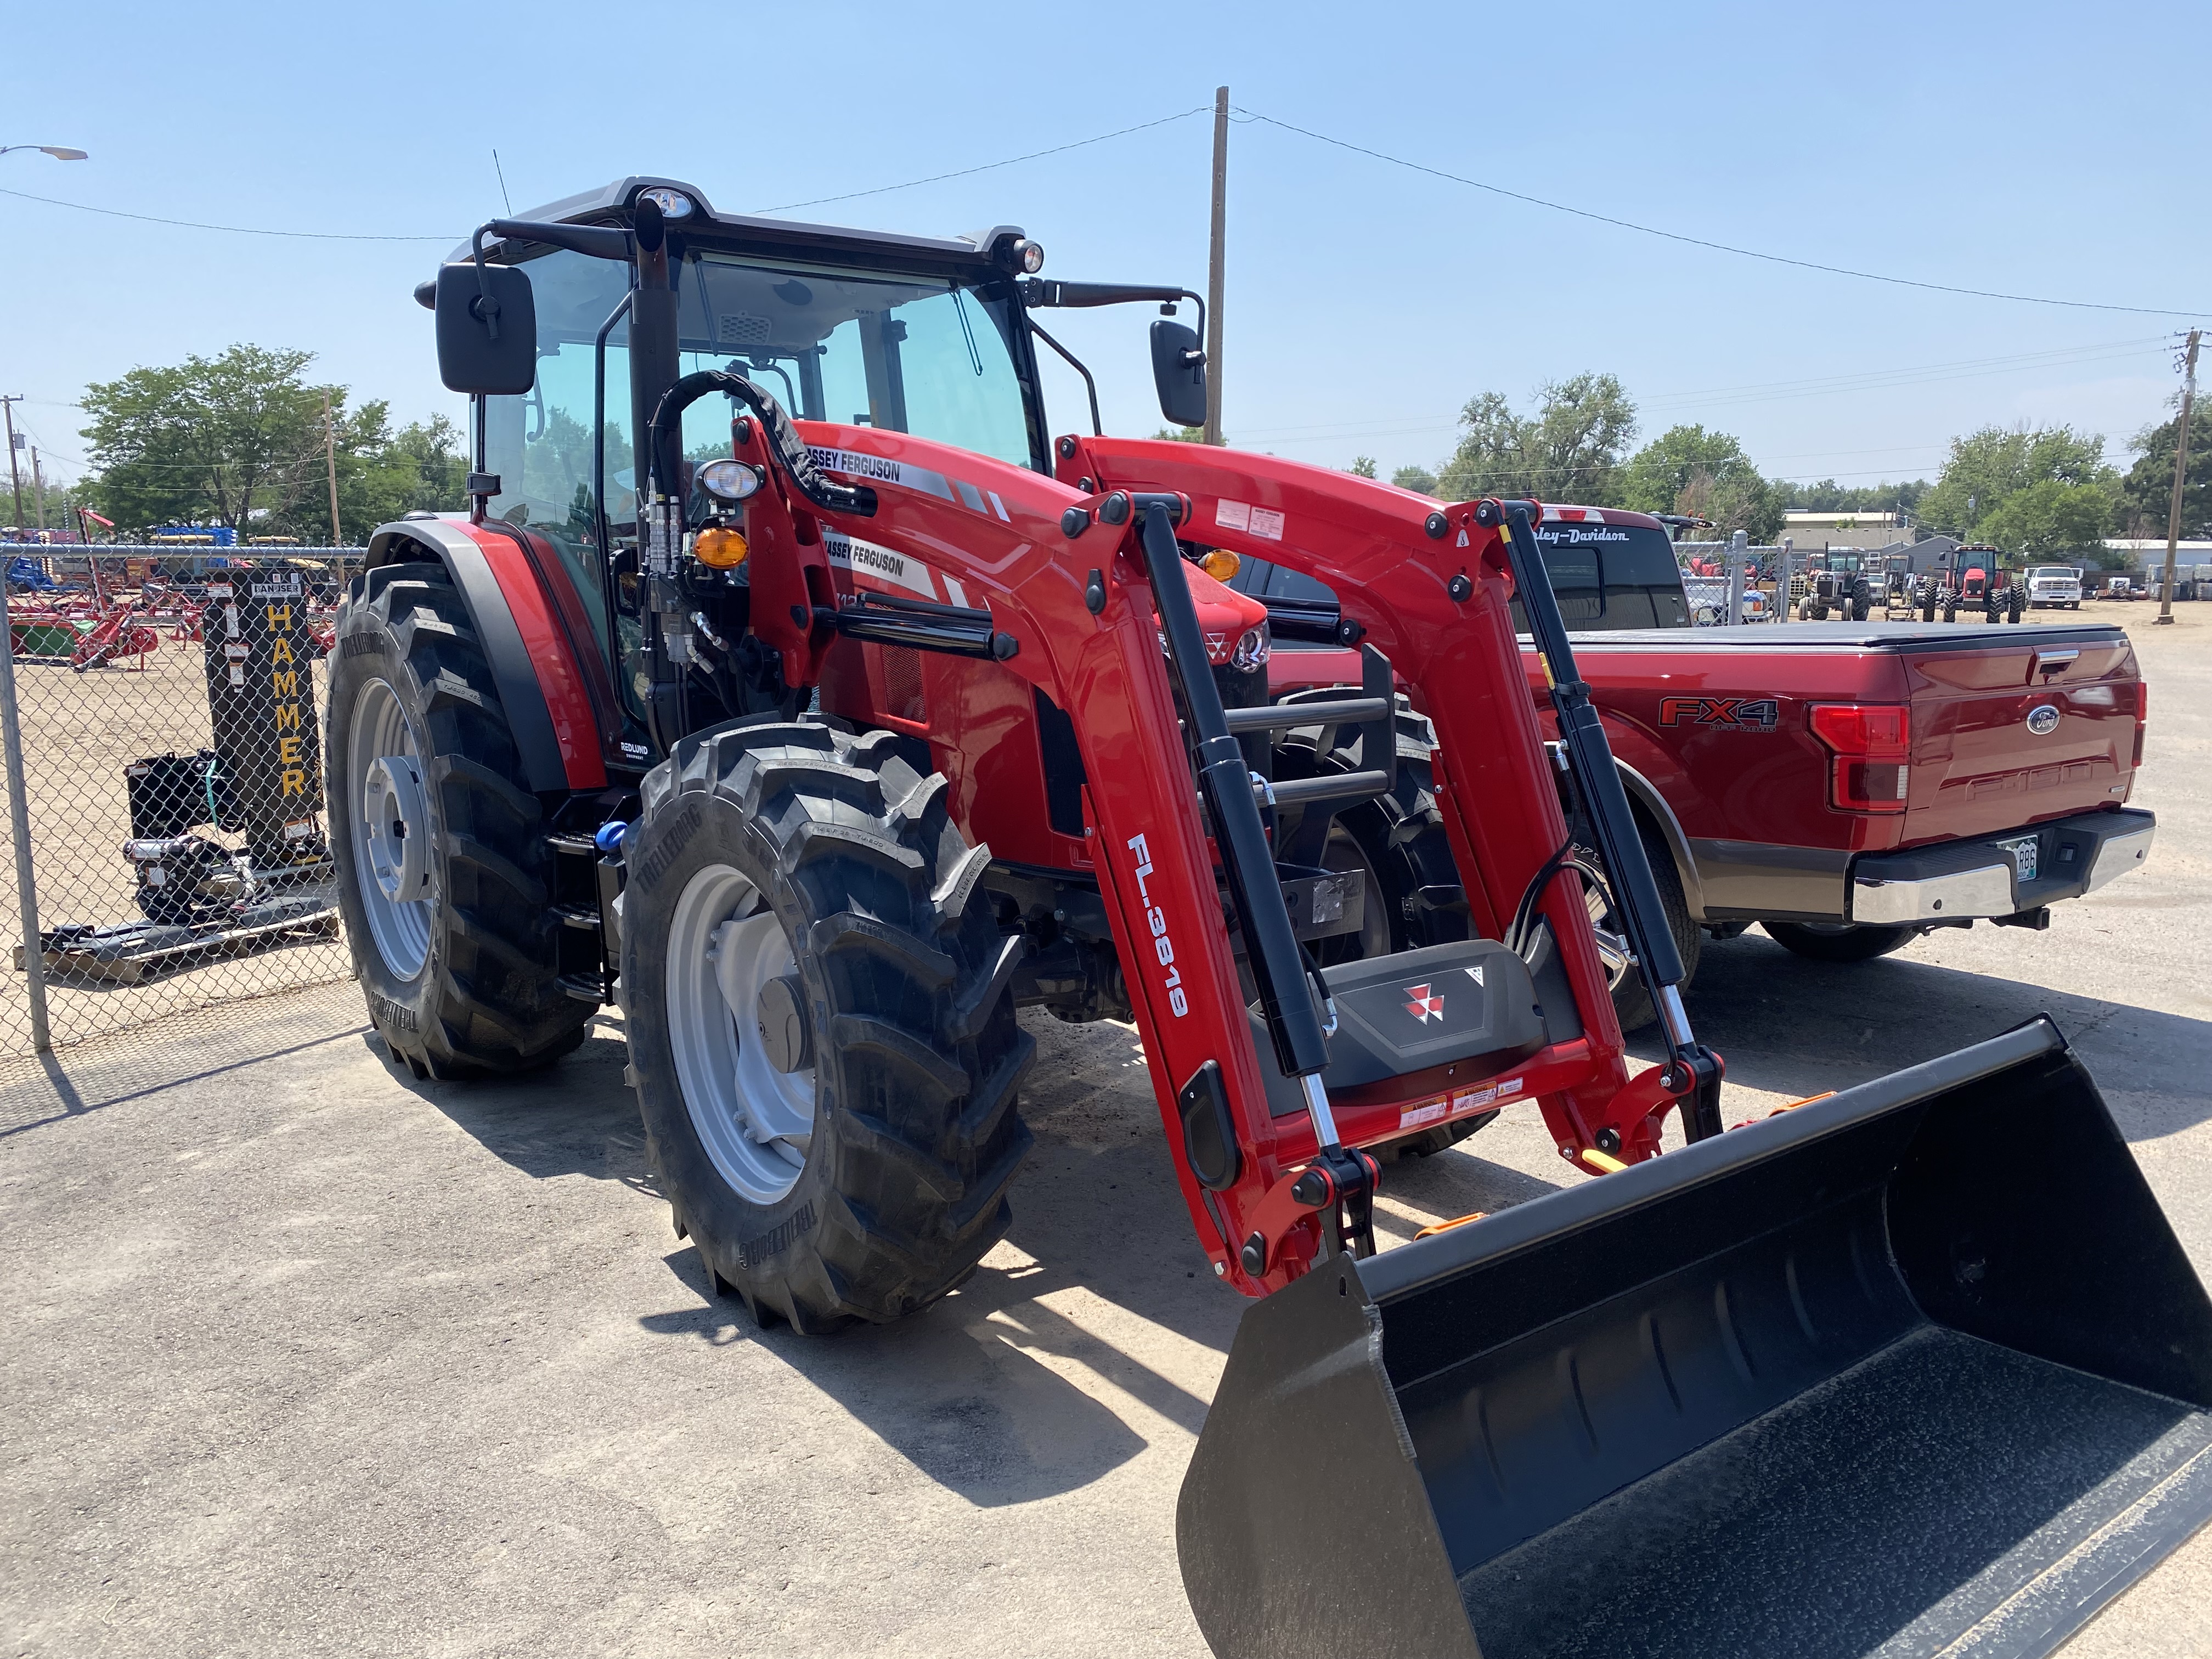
<box><xmin>1849</xmin><ymin>808</ymin><xmax>2155</xmax><ymax>926</ymax></box>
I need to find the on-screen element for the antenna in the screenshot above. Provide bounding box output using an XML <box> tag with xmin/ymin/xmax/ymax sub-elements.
<box><xmin>492</xmin><ymin>150</ymin><xmax>514</xmax><ymax>217</ymax></box>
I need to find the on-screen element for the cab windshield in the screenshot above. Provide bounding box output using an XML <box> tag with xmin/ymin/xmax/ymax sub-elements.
<box><xmin>481</xmin><ymin>244</ymin><xmax>1037</xmax><ymax>714</ymax></box>
<box><xmin>486</xmin><ymin>246</ymin><xmax>1034</xmax><ymax>534</ymax></box>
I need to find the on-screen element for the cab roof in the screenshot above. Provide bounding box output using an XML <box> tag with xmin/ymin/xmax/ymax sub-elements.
<box><xmin>446</xmin><ymin>175</ymin><xmax>1025</xmax><ymax>282</ymax></box>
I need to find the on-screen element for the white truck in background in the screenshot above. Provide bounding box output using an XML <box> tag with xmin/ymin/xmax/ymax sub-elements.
<box><xmin>2025</xmin><ymin>565</ymin><xmax>2084</xmax><ymax>608</ymax></box>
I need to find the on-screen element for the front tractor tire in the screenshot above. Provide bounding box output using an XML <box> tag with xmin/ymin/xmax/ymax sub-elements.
<box><xmin>619</xmin><ymin>720</ymin><xmax>1035</xmax><ymax>1333</ymax></box>
<box><xmin>329</xmin><ymin>561</ymin><xmax>592</xmax><ymax>1078</ymax></box>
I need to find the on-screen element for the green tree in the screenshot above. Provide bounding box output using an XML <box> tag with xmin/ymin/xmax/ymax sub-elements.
<box><xmin>81</xmin><ymin>345</ymin><xmax>331</xmax><ymax>535</ymax></box>
<box><xmin>2114</xmin><ymin>405</ymin><xmax>2212</xmax><ymax>543</ymax></box>
<box><xmin>1153</xmin><ymin>426</ymin><xmax>1209</xmax><ymax>443</ymax></box>
<box><xmin>1976</xmin><ymin>477</ymin><xmax>2118</xmax><ymax>561</ymax></box>
<box><xmin>1391</xmin><ymin>465</ymin><xmax>1438</xmax><ymax>497</ymax></box>
<box><xmin>1620</xmin><ymin>423</ymin><xmax>1784</xmax><ymax>540</ymax></box>
<box><xmin>1348</xmin><ymin>455</ymin><xmax>1378</xmax><ymax>478</ymax></box>
<box><xmin>1918</xmin><ymin>426</ymin><xmax>2115</xmax><ymax>547</ymax></box>
<box><xmin>1785</xmin><ymin>477</ymin><xmax>1929</xmax><ymax>514</ymax></box>
<box><xmin>279</xmin><ymin>409</ymin><xmax>471</xmax><ymax>543</ymax></box>
<box><xmin>77</xmin><ymin>346</ymin><xmax>470</xmax><ymax>544</ymax></box>
<box><xmin>1435</xmin><ymin>374</ymin><xmax>1636</xmax><ymax>506</ymax></box>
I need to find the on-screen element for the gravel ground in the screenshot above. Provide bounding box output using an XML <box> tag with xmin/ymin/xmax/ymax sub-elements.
<box><xmin>1</xmin><ymin>605</ymin><xmax>2206</xmax><ymax>1658</ymax></box>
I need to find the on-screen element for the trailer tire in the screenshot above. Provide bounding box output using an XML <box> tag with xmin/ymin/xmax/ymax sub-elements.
<box><xmin>1762</xmin><ymin>919</ymin><xmax>1919</xmax><ymax>962</ymax></box>
<box><xmin>329</xmin><ymin>561</ymin><xmax>590</xmax><ymax>1079</ymax></box>
<box><xmin>619</xmin><ymin>719</ymin><xmax>1034</xmax><ymax>1333</ymax></box>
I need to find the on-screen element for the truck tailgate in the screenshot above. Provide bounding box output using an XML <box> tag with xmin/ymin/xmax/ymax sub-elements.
<box><xmin>1899</xmin><ymin>631</ymin><xmax>2137</xmax><ymax>843</ymax></box>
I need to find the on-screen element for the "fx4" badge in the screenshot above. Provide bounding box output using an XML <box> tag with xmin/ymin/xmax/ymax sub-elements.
<box><xmin>1658</xmin><ymin>695</ymin><xmax>1780</xmax><ymax>730</ymax></box>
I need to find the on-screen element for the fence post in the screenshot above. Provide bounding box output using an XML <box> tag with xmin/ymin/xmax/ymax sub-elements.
<box><xmin>0</xmin><ymin>582</ymin><xmax>51</xmax><ymax>1051</ymax></box>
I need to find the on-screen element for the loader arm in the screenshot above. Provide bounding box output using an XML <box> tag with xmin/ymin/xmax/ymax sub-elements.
<box><xmin>687</xmin><ymin>398</ymin><xmax>1703</xmax><ymax>1292</ymax></box>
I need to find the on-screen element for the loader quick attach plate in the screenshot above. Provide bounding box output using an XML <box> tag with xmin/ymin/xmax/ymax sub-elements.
<box><xmin>1178</xmin><ymin>1019</ymin><xmax>2212</xmax><ymax>1659</ymax></box>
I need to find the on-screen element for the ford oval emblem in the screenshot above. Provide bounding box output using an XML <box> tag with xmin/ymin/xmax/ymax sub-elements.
<box><xmin>2026</xmin><ymin>704</ymin><xmax>2061</xmax><ymax>735</ymax></box>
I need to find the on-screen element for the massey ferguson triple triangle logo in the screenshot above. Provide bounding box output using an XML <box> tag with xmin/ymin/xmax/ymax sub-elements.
<box><xmin>1404</xmin><ymin>984</ymin><xmax>1444</xmax><ymax>1023</ymax></box>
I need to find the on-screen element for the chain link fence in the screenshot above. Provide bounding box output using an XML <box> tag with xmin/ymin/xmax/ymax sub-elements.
<box><xmin>0</xmin><ymin>548</ymin><xmax>360</xmax><ymax>1058</ymax></box>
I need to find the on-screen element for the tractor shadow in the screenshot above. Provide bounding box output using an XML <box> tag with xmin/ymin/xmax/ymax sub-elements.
<box><xmin>362</xmin><ymin>1013</ymin><xmax>655</xmax><ymax>1190</ymax></box>
<box><xmin>457</xmin><ymin>945</ymin><xmax>2209</xmax><ymax>1513</ymax></box>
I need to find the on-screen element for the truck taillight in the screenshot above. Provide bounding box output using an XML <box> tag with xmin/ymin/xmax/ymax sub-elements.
<box><xmin>1809</xmin><ymin>703</ymin><xmax>1911</xmax><ymax>813</ymax></box>
<box><xmin>2133</xmin><ymin>681</ymin><xmax>2148</xmax><ymax>769</ymax></box>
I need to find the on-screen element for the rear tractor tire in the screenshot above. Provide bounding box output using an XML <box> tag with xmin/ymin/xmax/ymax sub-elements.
<box><xmin>328</xmin><ymin>561</ymin><xmax>592</xmax><ymax>1079</ymax></box>
<box><xmin>618</xmin><ymin>719</ymin><xmax>1035</xmax><ymax>1332</ymax></box>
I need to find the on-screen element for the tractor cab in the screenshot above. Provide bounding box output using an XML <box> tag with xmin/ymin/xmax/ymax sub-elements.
<box><xmin>436</xmin><ymin>177</ymin><xmax>1212</xmax><ymax>763</ymax></box>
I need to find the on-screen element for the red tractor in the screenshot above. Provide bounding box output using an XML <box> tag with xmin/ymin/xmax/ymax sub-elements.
<box><xmin>1924</xmin><ymin>544</ymin><xmax>2023</xmax><ymax>623</ymax></box>
<box><xmin>331</xmin><ymin>177</ymin><xmax>2211</xmax><ymax>1658</ymax></box>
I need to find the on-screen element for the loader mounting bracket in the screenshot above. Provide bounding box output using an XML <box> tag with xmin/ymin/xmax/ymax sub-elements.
<box><xmin>1238</xmin><ymin>1145</ymin><xmax>1380</xmax><ymax>1278</ymax></box>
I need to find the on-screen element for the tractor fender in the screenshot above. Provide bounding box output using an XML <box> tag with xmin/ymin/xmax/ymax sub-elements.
<box><xmin>362</xmin><ymin>515</ymin><xmax>607</xmax><ymax>793</ymax></box>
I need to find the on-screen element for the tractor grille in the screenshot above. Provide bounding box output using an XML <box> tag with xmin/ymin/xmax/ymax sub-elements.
<box><xmin>882</xmin><ymin>646</ymin><xmax>926</xmax><ymax>724</ymax></box>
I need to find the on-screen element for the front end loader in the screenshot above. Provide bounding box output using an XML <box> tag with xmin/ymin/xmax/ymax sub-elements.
<box><xmin>331</xmin><ymin>176</ymin><xmax>2212</xmax><ymax>1657</ymax></box>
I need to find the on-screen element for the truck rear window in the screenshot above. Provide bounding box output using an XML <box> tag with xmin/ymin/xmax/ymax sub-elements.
<box><xmin>1516</xmin><ymin>524</ymin><xmax>1689</xmax><ymax>631</ymax></box>
<box><xmin>1227</xmin><ymin>520</ymin><xmax>1688</xmax><ymax>633</ymax></box>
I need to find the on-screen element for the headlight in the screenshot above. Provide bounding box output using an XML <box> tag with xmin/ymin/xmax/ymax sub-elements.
<box><xmin>1231</xmin><ymin>619</ymin><xmax>1271</xmax><ymax>672</ymax></box>
<box><xmin>637</xmin><ymin>187</ymin><xmax>694</xmax><ymax>219</ymax></box>
<box><xmin>698</xmin><ymin>458</ymin><xmax>763</xmax><ymax>502</ymax></box>
<box><xmin>1014</xmin><ymin>238</ymin><xmax>1045</xmax><ymax>274</ymax></box>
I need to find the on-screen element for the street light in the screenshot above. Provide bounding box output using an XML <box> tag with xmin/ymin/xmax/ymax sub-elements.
<box><xmin>0</xmin><ymin>146</ymin><xmax>89</xmax><ymax>161</ymax></box>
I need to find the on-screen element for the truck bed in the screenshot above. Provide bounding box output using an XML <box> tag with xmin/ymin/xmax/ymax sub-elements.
<box><xmin>1561</xmin><ymin>620</ymin><xmax>2128</xmax><ymax>651</ymax></box>
<box><xmin>1271</xmin><ymin>617</ymin><xmax>2145</xmax><ymax>926</ymax></box>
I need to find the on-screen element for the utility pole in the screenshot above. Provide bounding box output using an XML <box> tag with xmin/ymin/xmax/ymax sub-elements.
<box><xmin>2155</xmin><ymin>328</ymin><xmax>2199</xmax><ymax>627</ymax></box>
<box><xmin>1</xmin><ymin>396</ymin><xmax>23</xmax><ymax>536</ymax></box>
<box><xmin>29</xmin><ymin>449</ymin><xmax>44</xmax><ymax>532</ymax></box>
<box><xmin>323</xmin><ymin>390</ymin><xmax>343</xmax><ymax>546</ymax></box>
<box><xmin>1203</xmin><ymin>86</ymin><xmax>1228</xmax><ymax>447</ymax></box>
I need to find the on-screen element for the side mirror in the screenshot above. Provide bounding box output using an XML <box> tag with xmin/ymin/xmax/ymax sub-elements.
<box><xmin>434</xmin><ymin>262</ymin><xmax>537</xmax><ymax>395</ymax></box>
<box><xmin>1150</xmin><ymin>319</ymin><xmax>1208</xmax><ymax>431</ymax></box>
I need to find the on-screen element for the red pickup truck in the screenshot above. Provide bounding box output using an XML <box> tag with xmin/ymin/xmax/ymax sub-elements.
<box><xmin>1233</xmin><ymin>505</ymin><xmax>2155</xmax><ymax>1028</ymax></box>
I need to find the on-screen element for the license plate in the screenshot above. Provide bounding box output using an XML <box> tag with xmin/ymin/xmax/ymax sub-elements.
<box><xmin>1997</xmin><ymin>835</ymin><xmax>2039</xmax><ymax>882</ymax></box>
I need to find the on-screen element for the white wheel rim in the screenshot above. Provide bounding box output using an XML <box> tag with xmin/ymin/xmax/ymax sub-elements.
<box><xmin>665</xmin><ymin>862</ymin><xmax>815</xmax><ymax>1205</ymax></box>
<box><xmin>349</xmin><ymin>677</ymin><xmax>433</xmax><ymax>980</ymax></box>
<box><xmin>1583</xmin><ymin>872</ymin><xmax>1634</xmax><ymax>990</ymax></box>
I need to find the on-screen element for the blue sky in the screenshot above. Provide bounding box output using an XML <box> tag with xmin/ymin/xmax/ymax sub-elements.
<box><xmin>3</xmin><ymin>0</ymin><xmax>2206</xmax><ymax>499</ymax></box>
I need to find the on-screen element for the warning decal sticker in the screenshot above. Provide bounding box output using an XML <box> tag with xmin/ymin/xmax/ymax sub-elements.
<box><xmin>1214</xmin><ymin>499</ymin><xmax>1284</xmax><ymax>541</ymax></box>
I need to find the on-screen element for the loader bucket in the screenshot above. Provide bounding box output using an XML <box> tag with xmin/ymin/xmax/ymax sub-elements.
<box><xmin>1179</xmin><ymin>1019</ymin><xmax>2212</xmax><ymax>1659</ymax></box>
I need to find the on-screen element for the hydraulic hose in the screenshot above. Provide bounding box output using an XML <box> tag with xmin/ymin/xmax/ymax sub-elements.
<box><xmin>645</xmin><ymin>370</ymin><xmax>876</xmax><ymax>518</ymax></box>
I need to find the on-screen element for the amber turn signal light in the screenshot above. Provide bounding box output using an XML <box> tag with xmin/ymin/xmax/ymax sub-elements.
<box><xmin>694</xmin><ymin>526</ymin><xmax>749</xmax><ymax>569</ymax></box>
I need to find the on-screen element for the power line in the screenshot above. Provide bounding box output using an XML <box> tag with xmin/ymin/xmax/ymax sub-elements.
<box><xmin>0</xmin><ymin>184</ymin><xmax>452</xmax><ymax>241</ymax></box>
<box><xmin>1233</xmin><ymin>338</ymin><xmax>2173</xmax><ymax>447</ymax></box>
<box><xmin>1238</xmin><ymin>109</ymin><xmax>2209</xmax><ymax>319</ymax></box>
<box><xmin>751</xmin><ymin>107</ymin><xmax>1211</xmax><ymax>214</ymax></box>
